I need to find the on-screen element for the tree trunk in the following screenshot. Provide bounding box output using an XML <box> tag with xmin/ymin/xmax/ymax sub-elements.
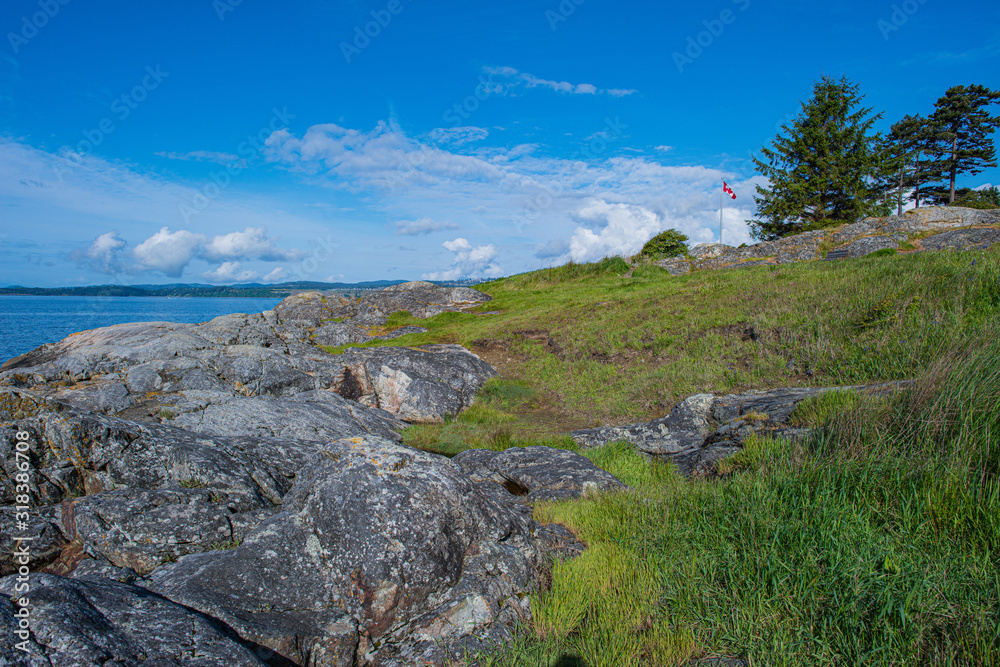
<box><xmin>897</xmin><ymin>158</ymin><xmax>903</xmax><ymax>215</ymax></box>
<box><xmin>949</xmin><ymin>137</ymin><xmax>958</xmax><ymax>204</ymax></box>
<box><xmin>914</xmin><ymin>154</ymin><xmax>921</xmax><ymax>208</ymax></box>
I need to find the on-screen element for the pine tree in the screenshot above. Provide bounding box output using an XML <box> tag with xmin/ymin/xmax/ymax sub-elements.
<box><xmin>750</xmin><ymin>76</ymin><xmax>889</xmax><ymax>240</ymax></box>
<box><xmin>925</xmin><ymin>85</ymin><xmax>1000</xmax><ymax>204</ymax></box>
<box><xmin>886</xmin><ymin>114</ymin><xmax>945</xmax><ymax>211</ymax></box>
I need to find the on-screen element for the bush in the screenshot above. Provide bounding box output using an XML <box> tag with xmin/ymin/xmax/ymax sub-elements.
<box><xmin>954</xmin><ymin>186</ymin><xmax>1000</xmax><ymax>209</ymax></box>
<box><xmin>638</xmin><ymin>229</ymin><xmax>689</xmax><ymax>260</ymax></box>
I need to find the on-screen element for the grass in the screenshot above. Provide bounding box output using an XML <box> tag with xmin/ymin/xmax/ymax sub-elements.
<box><xmin>329</xmin><ymin>246</ymin><xmax>1000</xmax><ymax>445</ymax></box>
<box><xmin>319</xmin><ymin>243</ymin><xmax>1000</xmax><ymax>665</ymax></box>
<box><xmin>481</xmin><ymin>332</ymin><xmax>1000</xmax><ymax>666</ymax></box>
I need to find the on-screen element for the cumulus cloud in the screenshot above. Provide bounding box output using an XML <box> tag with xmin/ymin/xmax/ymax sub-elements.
<box><xmin>132</xmin><ymin>227</ymin><xmax>207</xmax><ymax>277</ymax></box>
<box><xmin>70</xmin><ymin>231</ymin><xmax>128</xmax><ymax>274</ymax></box>
<box><xmin>423</xmin><ymin>237</ymin><xmax>502</xmax><ymax>281</ymax></box>
<box><xmin>202</xmin><ymin>227</ymin><xmax>305</xmax><ymax>261</ymax></box>
<box><xmin>482</xmin><ymin>66</ymin><xmax>637</xmax><ymax>97</ymax></box>
<box><xmin>201</xmin><ymin>261</ymin><xmax>260</xmax><ymax>283</ymax></box>
<box><xmin>395</xmin><ymin>217</ymin><xmax>460</xmax><ymax>236</ymax></box>
<box><xmin>569</xmin><ymin>201</ymin><xmax>664</xmax><ymax>262</ymax></box>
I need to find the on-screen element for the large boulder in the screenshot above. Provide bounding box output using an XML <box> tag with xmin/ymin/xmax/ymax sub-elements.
<box><xmin>331</xmin><ymin>344</ymin><xmax>498</xmax><ymax>422</ymax></box>
<box><xmin>147</xmin><ymin>436</ymin><xmax>554</xmax><ymax>666</ymax></box>
<box><xmin>452</xmin><ymin>446</ymin><xmax>627</xmax><ymax>502</ymax></box>
<box><xmin>571</xmin><ymin>384</ymin><xmax>907</xmax><ymax>475</ymax></box>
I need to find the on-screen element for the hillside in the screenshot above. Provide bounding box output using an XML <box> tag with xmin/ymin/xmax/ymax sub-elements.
<box><xmin>320</xmin><ymin>214</ymin><xmax>1000</xmax><ymax>665</ymax></box>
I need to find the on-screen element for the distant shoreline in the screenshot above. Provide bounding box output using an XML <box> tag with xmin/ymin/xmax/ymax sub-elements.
<box><xmin>0</xmin><ymin>279</ymin><xmax>481</xmax><ymax>299</ymax></box>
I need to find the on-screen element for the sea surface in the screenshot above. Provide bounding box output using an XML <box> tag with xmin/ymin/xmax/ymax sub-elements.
<box><xmin>0</xmin><ymin>295</ymin><xmax>284</xmax><ymax>363</ymax></box>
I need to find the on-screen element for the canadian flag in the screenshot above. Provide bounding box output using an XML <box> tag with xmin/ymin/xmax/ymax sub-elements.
<box><xmin>723</xmin><ymin>181</ymin><xmax>736</xmax><ymax>199</ymax></box>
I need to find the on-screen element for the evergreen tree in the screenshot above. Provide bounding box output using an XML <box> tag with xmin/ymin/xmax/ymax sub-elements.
<box><xmin>750</xmin><ymin>76</ymin><xmax>889</xmax><ymax>240</ymax></box>
<box><xmin>926</xmin><ymin>85</ymin><xmax>1000</xmax><ymax>204</ymax></box>
<box><xmin>886</xmin><ymin>114</ymin><xmax>945</xmax><ymax>211</ymax></box>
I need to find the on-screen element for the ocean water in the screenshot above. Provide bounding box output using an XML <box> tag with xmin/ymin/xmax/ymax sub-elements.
<box><xmin>0</xmin><ymin>295</ymin><xmax>284</xmax><ymax>364</ymax></box>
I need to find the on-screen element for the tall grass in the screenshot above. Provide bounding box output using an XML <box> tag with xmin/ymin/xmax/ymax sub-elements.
<box><xmin>484</xmin><ymin>332</ymin><xmax>1000</xmax><ymax>666</ymax></box>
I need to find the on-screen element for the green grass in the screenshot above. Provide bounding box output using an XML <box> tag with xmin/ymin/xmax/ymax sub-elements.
<box><xmin>480</xmin><ymin>332</ymin><xmax>1000</xmax><ymax>666</ymax></box>
<box><xmin>320</xmin><ymin>244</ymin><xmax>1000</xmax><ymax>665</ymax></box>
<box><xmin>345</xmin><ymin>247</ymin><xmax>1000</xmax><ymax>446</ymax></box>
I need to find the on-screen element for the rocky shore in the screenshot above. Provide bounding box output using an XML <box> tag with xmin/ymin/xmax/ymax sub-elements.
<box><xmin>0</xmin><ymin>281</ymin><xmax>622</xmax><ymax>666</ymax></box>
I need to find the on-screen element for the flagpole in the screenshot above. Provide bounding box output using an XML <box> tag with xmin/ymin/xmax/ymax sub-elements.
<box><xmin>720</xmin><ymin>179</ymin><xmax>724</xmax><ymax>244</ymax></box>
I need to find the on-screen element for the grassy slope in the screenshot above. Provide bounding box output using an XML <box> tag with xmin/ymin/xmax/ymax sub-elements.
<box><xmin>327</xmin><ymin>248</ymin><xmax>1000</xmax><ymax>666</ymax></box>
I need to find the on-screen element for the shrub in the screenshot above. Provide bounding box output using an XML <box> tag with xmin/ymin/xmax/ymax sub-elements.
<box><xmin>953</xmin><ymin>186</ymin><xmax>1000</xmax><ymax>209</ymax></box>
<box><xmin>638</xmin><ymin>229</ymin><xmax>689</xmax><ymax>260</ymax></box>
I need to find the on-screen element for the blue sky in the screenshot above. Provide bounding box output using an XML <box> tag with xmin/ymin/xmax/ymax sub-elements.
<box><xmin>1</xmin><ymin>0</ymin><xmax>998</xmax><ymax>286</ymax></box>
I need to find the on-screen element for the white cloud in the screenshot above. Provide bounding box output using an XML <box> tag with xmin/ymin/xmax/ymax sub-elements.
<box><xmin>202</xmin><ymin>227</ymin><xmax>305</xmax><ymax>261</ymax></box>
<box><xmin>155</xmin><ymin>150</ymin><xmax>240</xmax><ymax>164</ymax></box>
<box><xmin>423</xmin><ymin>237</ymin><xmax>502</xmax><ymax>281</ymax></box>
<box><xmin>71</xmin><ymin>231</ymin><xmax>128</xmax><ymax>274</ymax></box>
<box><xmin>427</xmin><ymin>127</ymin><xmax>489</xmax><ymax>146</ymax></box>
<box><xmin>481</xmin><ymin>66</ymin><xmax>637</xmax><ymax>97</ymax></box>
<box><xmin>569</xmin><ymin>201</ymin><xmax>664</xmax><ymax>262</ymax></box>
<box><xmin>262</xmin><ymin>267</ymin><xmax>288</xmax><ymax>283</ymax></box>
<box><xmin>132</xmin><ymin>227</ymin><xmax>207</xmax><ymax>277</ymax></box>
<box><xmin>201</xmin><ymin>261</ymin><xmax>260</xmax><ymax>283</ymax></box>
<box><xmin>395</xmin><ymin>217</ymin><xmax>460</xmax><ymax>236</ymax></box>
<box><xmin>654</xmin><ymin>145</ymin><xmax>673</xmax><ymax>152</ymax></box>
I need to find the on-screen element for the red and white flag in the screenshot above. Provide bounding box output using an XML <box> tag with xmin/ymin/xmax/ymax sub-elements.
<box><xmin>723</xmin><ymin>181</ymin><xmax>736</xmax><ymax>199</ymax></box>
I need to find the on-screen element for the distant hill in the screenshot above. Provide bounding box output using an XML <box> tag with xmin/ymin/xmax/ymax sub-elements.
<box><xmin>0</xmin><ymin>279</ymin><xmax>486</xmax><ymax>298</ymax></box>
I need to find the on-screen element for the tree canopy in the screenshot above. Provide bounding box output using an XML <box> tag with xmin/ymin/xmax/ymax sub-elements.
<box><xmin>749</xmin><ymin>76</ymin><xmax>891</xmax><ymax>241</ymax></box>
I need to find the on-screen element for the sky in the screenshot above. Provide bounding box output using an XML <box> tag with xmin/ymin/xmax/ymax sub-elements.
<box><xmin>1</xmin><ymin>0</ymin><xmax>998</xmax><ymax>287</ymax></box>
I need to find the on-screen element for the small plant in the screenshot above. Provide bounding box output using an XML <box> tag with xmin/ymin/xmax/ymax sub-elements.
<box><xmin>209</xmin><ymin>538</ymin><xmax>241</xmax><ymax>551</ymax></box>
<box><xmin>864</xmin><ymin>247</ymin><xmax>897</xmax><ymax>258</ymax></box>
<box><xmin>158</xmin><ymin>408</ymin><xmax>176</xmax><ymax>420</ymax></box>
<box><xmin>179</xmin><ymin>478</ymin><xmax>208</xmax><ymax>488</ymax></box>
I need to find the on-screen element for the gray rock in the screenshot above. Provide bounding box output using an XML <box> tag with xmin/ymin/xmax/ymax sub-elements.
<box><xmin>1</xmin><ymin>402</ymin><xmax>317</xmax><ymax>507</ymax></box>
<box><xmin>0</xmin><ymin>506</ymin><xmax>66</xmax><ymax>577</ymax></box>
<box><xmin>147</xmin><ymin>436</ymin><xmax>545</xmax><ymax>667</ymax></box>
<box><xmin>571</xmin><ymin>384</ymin><xmax>908</xmax><ymax>475</ymax></box>
<box><xmin>331</xmin><ymin>344</ymin><xmax>498</xmax><ymax>422</ymax></box>
<box><xmin>0</xmin><ymin>574</ymin><xmax>267</xmax><ymax>666</ymax></box>
<box><xmin>571</xmin><ymin>393</ymin><xmax>715</xmax><ymax>457</ymax></box>
<box><xmin>452</xmin><ymin>446</ymin><xmax>627</xmax><ymax>502</ymax></box>
<box><xmin>373</xmin><ymin>325</ymin><xmax>429</xmax><ymax>340</ymax></box>
<box><xmin>835</xmin><ymin>235</ymin><xmax>899</xmax><ymax>258</ymax></box>
<box><xmin>919</xmin><ymin>226</ymin><xmax>1000</xmax><ymax>251</ymax></box>
<box><xmin>62</xmin><ymin>487</ymin><xmax>274</xmax><ymax>575</ymax></box>
<box><xmin>312</xmin><ymin>320</ymin><xmax>372</xmax><ymax>346</ymax></box>
<box><xmin>167</xmin><ymin>390</ymin><xmax>406</xmax><ymax>442</ymax></box>
<box><xmin>653</xmin><ymin>257</ymin><xmax>692</xmax><ymax>275</ymax></box>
